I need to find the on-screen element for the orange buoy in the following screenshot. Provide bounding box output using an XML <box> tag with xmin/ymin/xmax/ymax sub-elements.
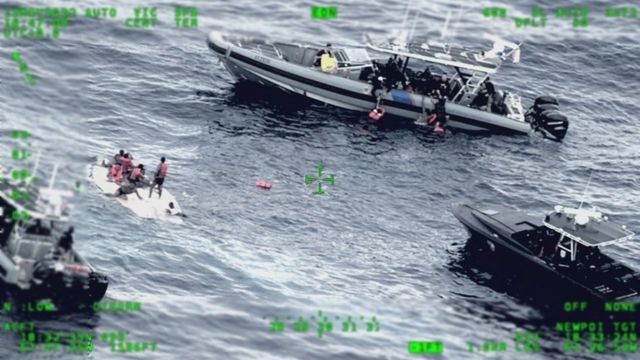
<box><xmin>433</xmin><ymin>125</ymin><xmax>445</xmax><ymax>134</ymax></box>
<box><xmin>369</xmin><ymin>107</ymin><xmax>385</xmax><ymax>121</ymax></box>
<box><xmin>256</xmin><ymin>180</ymin><xmax>272</xmax><ymax>189</ymax></box>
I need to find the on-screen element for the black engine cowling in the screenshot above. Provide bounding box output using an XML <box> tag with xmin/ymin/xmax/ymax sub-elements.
<box><xmin>31</xmin><ymin>260</ymin><xmax>108</xmax><ymax>305</ymax></box>
<box><xmin>534</xmin><ymin>102</ymin><xmax>559</xmax><ymax>114</ymax></box>
<box><xmin>526</xmin><ymin>96</ymin><xmax>569</xmax><ymax>141</ymax></box>
<box><xmin>534</xmin><ymin>95</ymin><xmax>558</xmax><ymax>106</ymax></box>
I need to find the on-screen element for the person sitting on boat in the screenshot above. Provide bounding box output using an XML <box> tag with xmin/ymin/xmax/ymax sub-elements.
<box><xmin>101</xmin><ymin>149</ymin><xmax>124</xmax><ymax>167</ymax></box>
<box><xmin>114</xmin><ymin>149</ymin><xmax>125</xmax><ymax>165</ymax></box>
<box><xmin>484</xmin><ymin>78</ymin><xmax>496</xmax><ymax>112</ymax></box>
<box><xmin>109</xmin><ymin>163</ymin><xmax>124</xmax><ymax>183</ymax></box>
<box><xmin>471</xmin><ymin>77</ymin><xmax>497</xmax><ymax>111</ymax></box>
<box><xmin>470</xmin><ymin>89</ymin><xmax>488</xmax><ymax>109</ymax></box>
<box><xmin>128</xmin><ymin>164</ymin><xmax>148</xmax><ymax>187</ymax></box>
<box><xmin>313</xmin><ymin>43</ymin><xmax>332</xmax><ymax>67</ymax></box>
<box><xmin>119</xmin><ymin>153</ymin><xmax>133</xmax><ymax>175</ymax></box>
<box><xmin>320</xmin><ymin>53</ymin><xmax>337</xmax><ymax>73</ymax></box>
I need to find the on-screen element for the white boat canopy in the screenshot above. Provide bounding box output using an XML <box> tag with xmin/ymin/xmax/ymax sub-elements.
<box><xmin>365</xmin><ymin>33</ymin><xmax>521</xmax><ymax>75</ymax></box>
<box><xmin>543</xmin><ymin>206</ymin><xmax>635</xmax><ymax>262</ymax></box>
<box><xmin>366</xmin><ymin>41</ymin><xmax>500</xmax><ymax>74</ymax></box>
<box><xmin>543</xmin><ymin>206</ymin><xmax>635</xmax><ymax>247</ymax></box>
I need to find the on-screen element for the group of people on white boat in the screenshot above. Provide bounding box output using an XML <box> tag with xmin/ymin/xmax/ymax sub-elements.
<box><xmin>102</xmin><ymin>150</ymin><xmax>169</xmax><ymax>200</ymax></box>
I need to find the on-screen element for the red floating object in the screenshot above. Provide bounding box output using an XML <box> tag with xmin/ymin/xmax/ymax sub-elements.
<box><xmin>256</xmin><ymin>180</ymin><xmax>272</xmax><ymax>189</ymax></box>
<box><xmin>433</xmin><ymin>125</ymin><xmax>445</xmax><ymax>134</ymax></box>
<box><xmin>369</xmin><ymin>107</ymin><xmax>385</xmax><ymax>121</ymax></box>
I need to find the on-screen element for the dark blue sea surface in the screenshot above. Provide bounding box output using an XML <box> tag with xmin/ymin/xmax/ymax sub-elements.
<box><xmin>1</xmin><ymin>0</ymin><xmax>639</xmax><ymax>359</ymax></box>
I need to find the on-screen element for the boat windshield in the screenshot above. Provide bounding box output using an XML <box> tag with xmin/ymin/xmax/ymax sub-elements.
<box><xmin>341</xmin><ymin>48</ymin><xmax>371</xmax><ymax>65</ymax></box>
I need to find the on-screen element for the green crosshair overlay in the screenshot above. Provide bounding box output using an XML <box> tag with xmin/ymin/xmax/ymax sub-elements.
<box><xmin>304</xmin><ymin>164</ymin><xmax>335</xmax><ymax>196</ymax></box>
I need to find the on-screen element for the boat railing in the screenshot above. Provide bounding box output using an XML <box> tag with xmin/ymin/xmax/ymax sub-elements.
<box><xmin>504</xmin><ymin>93</ymin><xmax>525</xmax><ymax>121</ymax></box>
<box><xmin>452</xmin><ymin>71</ymin><xmax>489</xmax><ymax>105</ymax></box>
<box><xmin>257</xmin><ymin>44</ymin><xmax>282</xmax><ymax>60</ymax></box>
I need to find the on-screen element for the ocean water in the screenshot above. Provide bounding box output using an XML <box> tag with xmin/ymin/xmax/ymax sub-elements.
<box><xmin>1</xmin><ymin>0</ymin><xmax>639</xmax><ymax>359</ymax></box>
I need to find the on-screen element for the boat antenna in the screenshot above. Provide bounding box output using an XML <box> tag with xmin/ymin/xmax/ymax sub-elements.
<box><xmin>440</xmin><ymin>10</ymin><xmax>452</xmax><ymax>40</ymax></box>
<box><xmin>446</xmin><ymin>4</ymin><xmax>469</xmax><ymax>45</ymax></box>
<box><xmin>48</xmin><ymin>163</ymin><xmax>58</xmax><ymax>192</ymax></box>
<box><xmin>407</xmin><ymin>8</ymin><xmax>420</xmax><ymax>44</ymax></box>
<box><xmin>27</xmin><ymin>150</ymin><xmax>42</xmax><ymax>188</ymax></box>
<box><xmin>401</xmin><ymin>0</ymin><xmax>412</xmax><ymax>28</ymax></box>
<box><xmin>578</xmin><ymin>171</ymin><xmax>594</xmax><ymax>210</ymax></box>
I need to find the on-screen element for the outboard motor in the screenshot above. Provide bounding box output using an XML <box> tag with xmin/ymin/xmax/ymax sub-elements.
<box><xmin>32</xmin><ymin>259</ymin><xmax>108</xmax><ymax>305</ymax></box>
<box><xmin>535</xmin><ymin>95</ymin><xmax>558</xmax><ymax>106</ymax></box>
<box><xmin>525</xmin><ymin>96</ymin><xmax>569</xmax><ymax>141</ymax></box>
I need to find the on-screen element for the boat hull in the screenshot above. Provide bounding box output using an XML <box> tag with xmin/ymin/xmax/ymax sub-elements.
<box><xmin>453</xmin><ymin>204</ymin><xmax>640</xmax><ymax>305</ymax></box>
<box><xmin>207</xmin><ymin>32</ymin><xmax>532</xmax><ymax>135</ymax></box>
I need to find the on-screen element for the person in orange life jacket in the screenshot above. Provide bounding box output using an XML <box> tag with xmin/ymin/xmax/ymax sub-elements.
<box><xmin>114</xmin><ymin>149</ymin><xmax>125</xmax><ymax>165</ymax></box>
<box><xmin>119</xmin><ymin>153</ymin><xmax>133</xmax><ymax>174</ymax></box>
<box><xmin>149</xmin><ymin>157</ymin><xmax>168</xmax><ymax>198</ymax></box>
<box><xmin>129</xmin><ymin>164</ymin><xmax>148</xmax><ymax>186</ymax></box>
<box><xmin>109</xmin><ymin>164</ymin><xmax>124</xmax><ymax>183</ymax></box>
<box><xmin>102</xmin><ymin>149</ymin><xmax>124</xmax><ymax>167</ymax></box>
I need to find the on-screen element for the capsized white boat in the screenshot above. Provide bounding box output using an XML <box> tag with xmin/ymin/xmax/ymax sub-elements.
<box><xmin>89</xmin><ymin>159</ymin><xmax>184</xmax><ymax>224</ymax></box>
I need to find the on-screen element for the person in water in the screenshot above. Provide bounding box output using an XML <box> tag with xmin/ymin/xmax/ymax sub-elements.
<box><xmin>166</xmin><ymin>202</ymin><xmax>186</xmax><ymax>217</ymax></box>
<box><xmin>73</xmin><ymin>180</ymin><xmax>85</xmax><ymax>193</ymax></box>
<box><xmin>432</xmin><ymin>96</ymin><xmax>449</xmax><ymax>131</ymax></box>
<box><xmin>149</xmin><ymin>157</ymin><xmax>168</xmax><ymax>199</ymax></box>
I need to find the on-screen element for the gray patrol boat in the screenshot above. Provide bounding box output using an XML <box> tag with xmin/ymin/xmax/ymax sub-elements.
<box><xmin>207</xmin><ymin>31</ymin><xmax>569</xmax><ymax>141</ymax></box>
<box><xmin>0</xmin><ymin>164</ymin><xmax>108</xmax><ymax>307</ymax></box>
<box><xmin>454</xmin><ymin>203</ymin><xmax>640</xmax><ymax>303</ymax></box>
